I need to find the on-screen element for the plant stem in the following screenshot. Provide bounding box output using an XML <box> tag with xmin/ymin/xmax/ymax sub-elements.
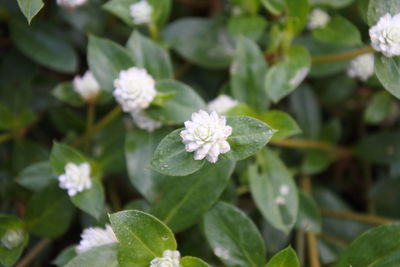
<box><xmin>0</xmin><ymin>132</ymin><xmax>13</xmax><ymax>144</ymax></box>
<box><xmin>84</xmin><ymin>102</ymin><xmax>96</xmax><ymax>151</ymax></box>
<box><xmin>320</xmin><ymin>208</ymin><xmax>396</xmax><ymax>225</ymax></box>
<box><xmin>269</xmin><ymin>138</ymin><xmax>352</xmax><ymax>158</ymax></box>
<box><xmin>15</xmin><ymin>238</ymin><xmax>51</xmax><ymax>267</ymax></box>
<box><xmin>73</xmin><ymin>106</ymin><xmax>122</xmax><ymax>147</ymax></box>
<box><xmin>148</xmin><ymin>22</ymin><xmax>159</xmax><ymax>41</ymax></box>
<box><xmin>312</xmin><ymin>45</ymin><xmax>375</xmax><ymax>64</ymax></box>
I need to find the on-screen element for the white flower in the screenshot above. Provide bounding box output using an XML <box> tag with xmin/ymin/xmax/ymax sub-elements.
<box><xmin>347</xmin><ymin>54</ymin><xmax>375</xmax><ymax>81</ymax></box>
<box><xmin>1</xmin><ymin>229</ymin><xmax>24</xmax><ymax>249</ymax></box>
<box><xmin>207</xmin><ymin>95</ymin><xmax>238</xmax><ymax>114</ymax></box>
<box><xmin>150</xmin><ymin>250</ymin><xmax>180</xmax><ymax>267</ymax></box>
<box><xmin>180</xmin><ymin>110</ymin><xmax>232</xmax><ymax>163</ymax></box>
<box><xmin>369</xmin><ymin>13</ymin><xmax>400</xmax><ymax>57</ymax></box>
<box><xmin>130</xmin><ymin>0</ymin><xmax>153</xmax><ymax>25</ymax></box>
<box><xmin>113</xmin><ymin>67</ymin><xmax>156</xmax><ymax>112</ymax></box>
<box><xmin>73</xmin><ymin>71</ymin><xmax>101</xmax><ymax>102</ymax></box>
<box><xmin>279</xmin><ymin>184</ymin><xmax>290</xmax><ymax>196</ymax></box>
<box><xmin>76</xmin><ymin>225</ymin><xmax>118</xmax><ymax>254</ymax></box>
<box><xmin>130</xmin><ymin>109</ymin><xmax>162</xmax><ymax>132</ymax></box>
<box><xmin>308</xmin><ymin>9</ymin><xmax>330</xmax><ymax>30</ymax></box>
<box><xmin>58</xmin><ymin>162</ymin><xmax>92</xmax><ymax>196</ymax></box>
<box><xmin>57</xmin><ymin>0</ymin><xmax>86</xmax><ymax>9</ymax></box>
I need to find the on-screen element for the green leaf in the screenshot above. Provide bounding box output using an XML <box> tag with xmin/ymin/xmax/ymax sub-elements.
<box><xmin>355</xmin><ymin>131</ymin><xmax>400</xmax><ymax>164</ymax></box>
<box><xmin>249</xmin><ymin>149</ymin><xmax>299</xmax><ymax>233</ymax></box>
<box><xmin>365</xmin><ymin>91</ymin><xmax>394</xmax><ymax>124</ymax></box>
<box><xmin>147</xmin><ymin>80</ymin><xmax>206</xmax><ymax>124</ymax></box>
<box><xmin>163</xmin><ymin>18</ymin><xmax>234</xmax><ymax>69</ymax></box>
<box><xmin>65</xmin><ymin>244</ymin><xmax>118</xmax><ymax>267</ymax></box>
<box><xmin>150</xmin><ymin>129</ymin><xmax>205</xmax><ymax>176</ymax></box>
<box><xmin>312</xmin><ymin>16</ymin><xmax>362</xmax><ymax>46</ymax></box>
<box><xmin>261</xmin><ymin>110</ymin><xmax>301</xmax><ymax>140</ymax></box>
<box><xmin>230</xmin><ymin>36</ymin><xmax>269</xmax><ymax>112</ymax></box>
<box><xmin>228</xmin><ymin>15</ymin><xmax>267</xmax><ymax>41</ymax></box>
<box><xmin>224</xmin><ymin>116</ymin><xmax>275</xmax><ymax>161</ymax></box>
<box><xmin>301</xmin><ymin>150</ymin><xmax>334</xmax><ymax>175</ymax></box>
<box><xmin>0</xmin><ymin>215</ymin><xmax>29</xmax><ymax>267</ymax></box>
<box><xmin>181</xmin><ymin>256</ymin><xmax>211</xmax><ymax>267</ymax></box>
<box><xmin>266</xmin><ymin>247</ymin><xmax>300</xmax><ymax>267</ymax></box>
<box><xmin>52</xmin><ymin>82</ymin><xmax>84</xmax><ymax>107</ymax></box>
<box><xmin>295</xmin><ymin>192</ymin><xmax>321</xmax><ymax>233</ymax></box>
<box><xmin>109</xmin><ymin>210</ymin><xmax>176</xmax><ymax>266</ymax></box>
<box><xmin>151</xmin><ymin>158</ymin><xmax>235</xmax><ymax>232</ymax></box>
<box><xmin>15</xmin><ymin>161</ymin><xmax>55</xmax><ymax>191</ymax></box>
<box><xmin>125</xmin><ymin>128</ymin><xmax>171</xmax><ymax>202</ymax></box>
<box><xmin>148</xmin><ymin>0</ymin><xmax>171</xmax><ymax>27</ymax></box>
<box><xmin>88</xmin><ymin>35</ymin><xmax>135</xmax><ymax>91</ymax></box>
<box><xmin>126</xmin><ymin>31</ymin><xmax>173</xmax><ymax>79</ymax></box>
<box><xmin>50</xmin><ymin>142</ymin><xmax>87</xmax><ymax>175</ymax></box>
<box><xmin>261</xmin><ymin>0</ymin><xmax>285</xmax><ymax>15</ymax></box>
<box><xmin>367</xmin><ymin>0</ymin><xmax>400</xmax><ymax>26</ymax></box>
<box><xmin>309</xmin><ymin>0</ymin><xmax>354</xmax><ymax>8</ymax></box>
<box><xmin>71</xmin><ymin>179</ymin><xmax>105</xmax><ymax>219</ymax></box>
<box><xmin>203</xmin><ymin>202</ymin><xmax>266</xmax><ymax>267</ymax></box>
<box><xmin>10</xmin><ymin>19</ymin><xmax>78</xmax><ymax>73</ymax></box>
<box><xmin>17</xmin><ymin>0</ymin><xmax>44</xmax><ymax>24</ymax></box>
<box><xmin>26</xmin><ymin>183</ymin><xmax>74</xmax><ymax>238</ymax></box>
<box><xmin>265</xmin><ymin>46</ymin><xmax>311</xmax><ymax>102</ymax></box>
<box><xmin>374</xmin><ymin>54</ymin><xmax>400</xmax><ymax>99</ymax></box>
<box><xmin>52</xmin><ymin>246</ymin><xmax>77</xmax><ymax>267</ymax></box>
<box><xmin>289</xmin><ymin>85</ymin><xmax>321</xmax><ymax>139</ymax></box>
<box><xmin>337</xmin><ymin>223</ymin><xmax>400</xmax><ymax>266</ymax></box>
<box><xmin>286</xmin><ymin>0</ymin><xmax>309</xmax><ymax>35</ymax></box>
<box><xmin>0</xmin><ymin>105</ymin><xmax>35</xmax><ymax>131</ymax></box>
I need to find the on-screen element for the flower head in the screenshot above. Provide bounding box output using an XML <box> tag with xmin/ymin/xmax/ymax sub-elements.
<box><xmin>207</xmin><ymin>95</ymin><xmax>238</xmax><ymax>114</ymax></box>
<box><xmin>113</xmin><ymin>67</ymin><xmax>156</xmax><ymax>112</ymax></box>
<box><xmin>57</xmin><ymin>0</ymin><xmax>86</xmax><ymax>9</ymax></box>
<box><xmin>347</xmin><ymin>54</ymin><xmax>375</xmax><ymax>81</ymax></box>
<box><xmin>130</xmin><ymin>0</ymin><xmax>153</xmax><ymax>25</ymax></box>
<box><xmin>76</xmin><ymin>224</ymin><xmax>118</xmax><ymax>254</ymax></box>
<box><xmin>369</xmin><ymin>13</ymin><xmax>400</xmax><ymax>57</ymax></box>
<box><xmin>58</xmin><ymin>162</ymin><xmax>92</xmax><ymax>196</ymax></box>
<box><xmin>308</xmin><ymin>8</ymin><xmax>330</xmax><ymax>30</ymax></box>
<box><xmin>73</xmin><ymin>71</ymin><xmax>101</xmax><ymax>102</ymax></box>
<box><xmin>150</xmin><ymin>250</ymin><xmax>180</xmax><ymax>267</ymax></box>
<box><xmin>130</xmin><ymin>109</ymin><xmax>162</xmax><ymax>132</ymax></box>
<box><xmin>1</xmin><ymin>229</ymin><xmax>24</xmax><ymax>249</ymax></box>
<box><xmin>180</xmin><ymin>110</ymin><xmax>232</xmax><ymax>163</ymax></box>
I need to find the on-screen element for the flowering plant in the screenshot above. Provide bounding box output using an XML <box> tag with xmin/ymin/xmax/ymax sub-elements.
<box><xmin>1</xmin><ymin>0</ymin><xmax>400</xmax><ymax>266</ymax></box>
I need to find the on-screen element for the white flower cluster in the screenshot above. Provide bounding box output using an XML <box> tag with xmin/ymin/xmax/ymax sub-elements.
<box><xmin>275</xmin><ymin>184</ymin><xmax>290</xmax><ymax>205</ymax></box>
<box><xmin>57</xmin><ymin>0</ymin><xmax>86</xmax><ymax>9</ymax></box>
<box><xmin>308</xmin><ymin>8</ymin><xmax>330</xmax><ymax>30</ymax></box>
<box><xmin>73</xmin><ymin>71</ymin><xmax>101</xmax><ymax>102</ymax></box>
<box><xmin>113</xmin><ymin>67</ymin><xmax>156</xmax><ymax>112</ymax></box>
<box><xmin>130</xmin><ymin>0</ymin><xmax>153</xmax><ymax>25</ymax></box>
<box><xmin>1</xmin><ymin>229</ymin><xmax>24</xmax><ymax>249</ymax></box>
<box><xmin>347</xmin><ymin>54</ymin><xmax>375</xmax><ymax>81</ymax></box>
<box><xmin>58</xmin><ymin>162</ymin><xmax>92</xmax><ymax>196</ymax></box>
<box><xmin>370</xmin><ymin>13</ymin><xmax>400</xmax><ymax>57</ymax></box>
<box><xmin>207</xmin><ymin>94</ymin><xmax>238</xmax><ymax>114</ymax></box>
<box><xmin>130</xmin><ymin>109</ymin><xmax>162</xmax><ymax>132</ymax></box>
<box><xmin>150</xmin><ymin>250</ymin><xmax>181</xmax><ymax>267</ymax></box>
<box><xmin>76</xmin><ymin>224</ymin><xmax>118</xmax><ymax>254</ymax></box>
<box><xmin>180</xmin><ymin>110</ymin><xmax>232</xmax><ymax>163</ymax></box>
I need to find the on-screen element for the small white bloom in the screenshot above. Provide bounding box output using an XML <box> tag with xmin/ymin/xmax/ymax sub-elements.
<box><xmin>150</xmin><ymin>250</ymin><xmax>180</xmax><ymax>267</ymax></box>
<box><xmin>308</xmin><ymin>8</ymin><xmax>330</xmax><ymax>30</ymax></box>
<box><xmin>76</xmin><ymin>224</ymin><xmax>118</xmax><ymax>254</ymax></box>
<box><xmin>57</xmin><ymin>0</ymin><xmax>86</xmax><ymax>9</ymax></box>
<box><xmin>275</xmin><ymin>196</ymin><xmax>286</xmax><ymax>205</ymax></box>
<box><xmin>113</xmin><ymin>67</ymin><xmax>156</xmax><ymax>112</ymax></box>
<box><xmin>279</xmin><ymin>184</ymin><xmax>290</xmax><ymax>196</ymax></box>
<box><xmin>1</xmin><ymin>229</ymin><xmax>24</xmax><ymax>249</ymax></box>
<box><xmin>58</xmin><ymin>162</ymin><xmax>92</xmax><ymax>196</ymax></box>
<box><xmin>180</xmin><ymin>110</ymin><xmax>232</xmax><ymax>163</ymax></box>
<box><xmin>130</xmin><ymin>109</ymin><xmax>162</xmax><ymax>132</ymax></box>
<box><xmin>73</xmin><ymin>71</ymin><xmax>101</xmax><ymax>102</ymax></box>
<box><xmin>347</xmin><ymin>54</ymin><xmax>375</xmax><ymax>81</ymax></box>
<box><xmin>207</xmin><ymin>95</ymin><xmax>238</xmax><ymax>114</ymax></box>
<box><xmin>370</xmin><ymin>13</ymin><xmax>400</xmax><ymax>57</ymax></box>
<box><xmin>130</xmin><ymin>0</ymin><xmax>153</xmax><ymax>25</ymax></box>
